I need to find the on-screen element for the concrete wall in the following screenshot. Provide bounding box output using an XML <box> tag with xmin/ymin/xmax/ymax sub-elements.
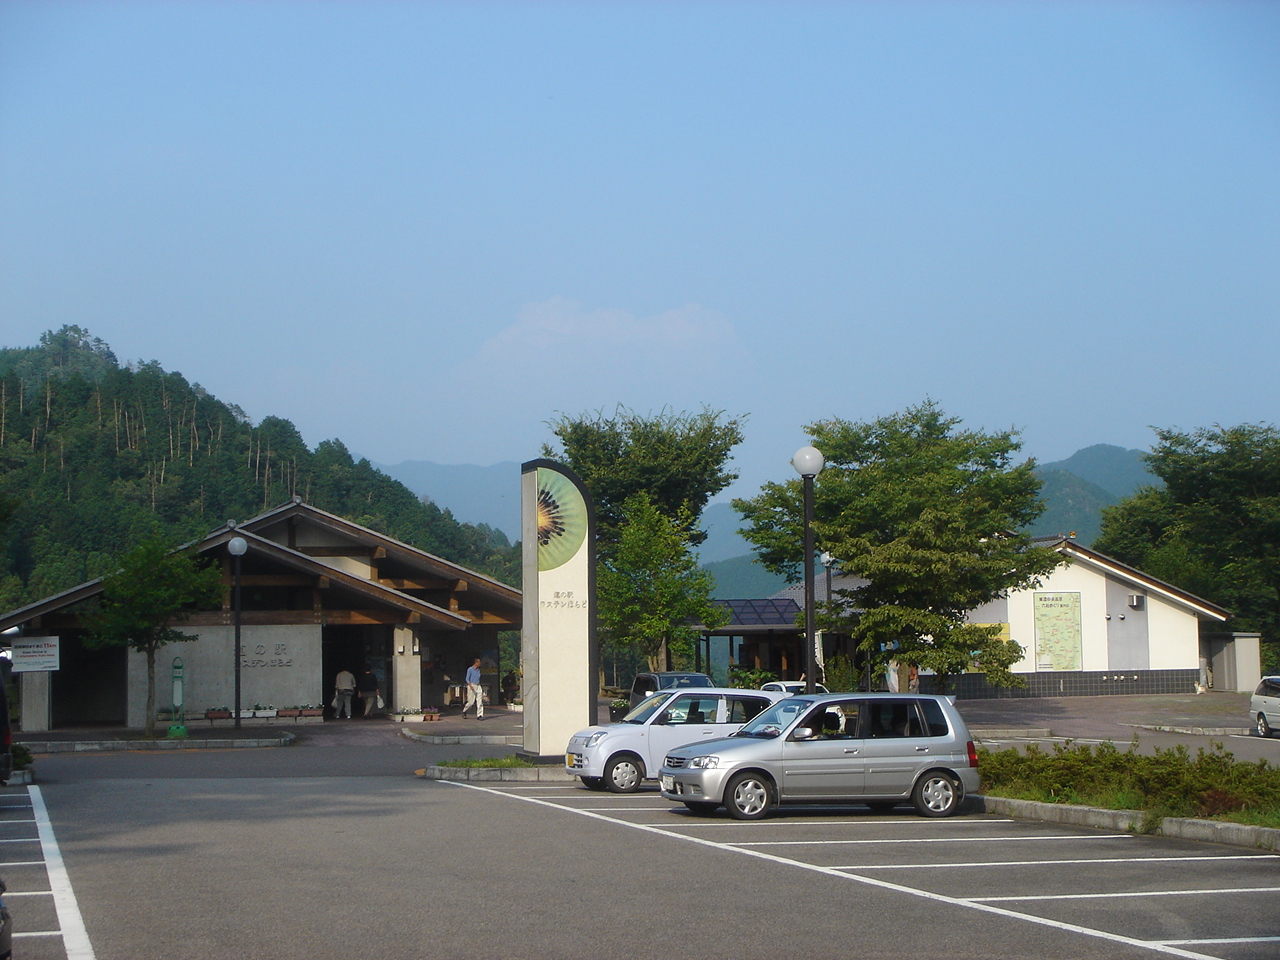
<box><xmin>126</xmin><ymin>623</ymin><xmax>322</xmax><ymax>726</ymax></box>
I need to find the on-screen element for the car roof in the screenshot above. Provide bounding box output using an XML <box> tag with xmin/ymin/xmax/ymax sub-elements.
<box><xmin>641</xmin><ymin>686</ymin><xmax>782</xmax><ymax>698</ymax></box>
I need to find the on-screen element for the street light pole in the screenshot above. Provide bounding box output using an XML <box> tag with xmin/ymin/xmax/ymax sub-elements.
<box><xmin>228</xmin><ymin>535</ymin><xmax>248</xmax><ymax>730</ymax></box>
<box><xmin>792</xmin><ymin>446</ymin><xmax>824</xmax><ymax>695</ymax></box>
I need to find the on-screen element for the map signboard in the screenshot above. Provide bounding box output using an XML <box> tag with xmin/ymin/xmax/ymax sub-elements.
<box><xmin>1033</xmin><ymin>592</ymin><xmax>1082</xmax><ymax>671</ymax></box>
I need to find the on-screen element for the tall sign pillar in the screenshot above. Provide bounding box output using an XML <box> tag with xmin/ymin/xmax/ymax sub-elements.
<box><xmin>521</xmin><ymin>459</ymin><xmax>597</xmax><ymax>759</ymax></box>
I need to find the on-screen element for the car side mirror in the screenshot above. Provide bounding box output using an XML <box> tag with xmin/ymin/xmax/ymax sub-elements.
<box><xmin>792</xmin><ymin>727</ymin><xmax>815</xmax><ymax>740</ymax></box>
<box><xmin>652</xmin><ymin>715</ymin><xmax>669</xmax><ymax>725</ymax></box>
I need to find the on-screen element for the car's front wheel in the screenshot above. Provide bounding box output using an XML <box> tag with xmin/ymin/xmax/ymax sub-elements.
<box><xmin>912</xmin><ymin>772</ymin><xmax>962</xmax><ymax>818</ymax></box>
<box><xmin>1258</xmin><ymin>713</ymin><xmax>1275</xmax><ymax>738</ymax></box>
<box><xmin>605</xmin><ymin>754</ymin><xmax>644</xmax><ymax>793</ymax></box>
<box><xmin>724</xmin><ymin>772</ymin><xmax>773</xmax><ymax>820</ymax></box>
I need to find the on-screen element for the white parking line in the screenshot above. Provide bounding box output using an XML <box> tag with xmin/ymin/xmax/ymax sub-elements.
<box><xmin>972</xmin><ymin>886</ymin><xmax>1280</xmax><ymax>903</ymax></box>
<box><xmin>29</xmin><ymin>785</ymin><xmax>97</xmax><ymax>960</ymax></box>
<box><xmin>1159</xmin><ymin>937</ymin><xmax>1280</xmax><ymax>946</ymax></box>
<box><xmin>733</xmin><ymin>834</ymin><xmax>1132</xmax><ymax>847</ymax></box>
<box><xmin>845</xmin><ymin>854</ymin><xmax>1280</xmax><ymax>870</ymax></box>
<box><xmin>447</xmin><ymin>780</ymin><xmax>1221</xmax><ymax>960</ymax></box>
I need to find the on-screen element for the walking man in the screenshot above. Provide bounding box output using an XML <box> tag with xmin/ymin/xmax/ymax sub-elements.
<box><xmin>357</xmin><ymin>666</ymin><xmax>380</xmax><ymax>718</ymax></box>
<box><xmin>462</xmin><ymin>657</ymin><xmax>485</xmax><ymax>720</ymax></box>
<box><xmin>334</xmin><ymin>667</ymin><xmax>356</xmax><ymax>719</ymax></box>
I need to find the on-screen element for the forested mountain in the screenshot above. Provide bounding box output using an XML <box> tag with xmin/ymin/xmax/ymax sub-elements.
<box><xmin>0</xmin><ymin>327</ymin><xmax>519</xmax><ymax>611</ymax></box>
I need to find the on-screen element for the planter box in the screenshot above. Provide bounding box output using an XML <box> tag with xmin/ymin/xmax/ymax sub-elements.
<box><xmin>254</xmin><ymin>710</ymin><xmax>278</xmax><ymax>718</ymax></box>
<box><xmin>277</xmin><ymin>709</ymin><xmax>302</xmax><ymax>718</ymax></box>
<box><xmin>206</xmin><ymin>711</ymin><xmax>232</xmax><ymax>720</ymax></box>
<box><xmin>300</xmin><ymin>710</ymin><xmax>323</xmax><ymax>717</ymax></box>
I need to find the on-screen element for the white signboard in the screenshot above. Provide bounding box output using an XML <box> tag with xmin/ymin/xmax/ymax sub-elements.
<box><xmin>12</xmin><ymin>636</ymin><xmax>60</xmax><ymax>673</ymax></box>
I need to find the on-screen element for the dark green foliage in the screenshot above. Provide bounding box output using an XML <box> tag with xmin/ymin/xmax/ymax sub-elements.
<box><xmin>542</xmin><ymin>405</ymin><xmax>745</xmax><ymax>549</ymax></box>
<box><xmin>0</xmin><ymin>329</ymin><xmax>519</xmax><ymax>604</ymax></box>
<box><xmin>736</xmin><ymin>401</ymin><xmax>1061</xmax><ymax>686</ymax></box>
<box><xmin>980</xmin><ymin>740</ymin><xmax>1280</xmax><ymax>825</ymax></box>
<box><xmin>1095</xmin><ymin>423</ymin><xmax>1280</xmax><ymax>671</ymax></box>
<box><xmin>1027</xmin><ymin>469</ymin><xmax>1117</xmax><ymax>545</ymax></box>
<box><xmin>728</xmin><ymin>666</ymin><xmax>777</xmax><ymax>689</ymax></box>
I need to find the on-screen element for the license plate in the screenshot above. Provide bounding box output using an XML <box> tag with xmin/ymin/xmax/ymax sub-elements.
<box><xmin>661</xmin><ymin>774</ymin><xmax>674</xmax><ymax>793</ymax></box>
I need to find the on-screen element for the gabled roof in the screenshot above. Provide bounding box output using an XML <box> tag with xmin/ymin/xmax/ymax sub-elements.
<box><xmin>1036</xmin><ymin>536</ymin><xmax>1230</xmax><ymax>622</ymax></box>
<box><xmin>0</xmin><ymin>499</ymin><xmax>522</xmax><ymax>632</ymax></box>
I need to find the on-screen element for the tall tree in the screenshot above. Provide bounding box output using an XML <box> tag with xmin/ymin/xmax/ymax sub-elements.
<box><xmin>735</xmin><ymin>401</ymin><xmax>1061</xmax><ymax>688</ymax></box>
<box><xmin>1095</xmin><ymin>423</ymin><xmax>1280</xmax><ymax>671</ymax></box>
<box><xmin>597</xmin><ymin>494</ymin><xmax>727</xmax><ymax>671</ymax></box>
<box><xmin>85</xmin><ymin>539</ymin><xmax>226</xmax><ymax>737</ymax></box>
<box><xmin>542</xmin><ymin>406</ymin><xmax>745</xmax><ymax>549</ymax></box>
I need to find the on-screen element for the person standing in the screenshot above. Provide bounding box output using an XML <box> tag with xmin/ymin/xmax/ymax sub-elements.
<box><xmin>462</xmin><ymin>657</ymin><xmax>485</xmax><ymax>720</ymax></box>
<box><xmin>357</xmin><ymin>666</ymin><xmax>380</xmax><ymax>718</ymax></box>
<box><xmin>333</xmin><ymin>668</ymin><xmax>356</xmax><ymax>719</ymax></box>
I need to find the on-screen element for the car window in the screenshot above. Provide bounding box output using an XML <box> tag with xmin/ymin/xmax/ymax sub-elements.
<box><xmin>668</xmin><ymin>675</ymin><xmax>712</xmax><ymax>689</ymax></box>
<box><xmin>622</xmin><ymin>692</ymin><xmax>674</xmax><ymax>723</ymax></box>
<box><xmin>798</xmin><ymin>701</ymin><xmax>861</xmax><ymax>739</ymax></box>
<box><xmin>864</xmin><ymin>700</ymin><xmax>926</xmax><ymax>739</ymax></box>
<box><xmin>736</xmin><ymin>698</ymin><xmax>808</xmax><ymax>738</ymax></box>
<box><xmin>725</xmin><ymin>695</ymin><xmax>771</xmax><ymax>724</ymax></box>
<box><xmin>662</xmin><ymin>694</ymin><xmax>720</xmax><ymax>724</ymax></box>
<box><xmin>918</xmin><ymin>699</ymin><xmax>950</xmax><ymax>737</ymax></box>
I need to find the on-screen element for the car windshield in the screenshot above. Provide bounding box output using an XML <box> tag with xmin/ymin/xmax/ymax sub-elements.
<box><xmin>733</xmin><ymin>697</ymin><xmax>810</xmax><ymax>738</ymax></box>
<box><xmin>662</xmin><ymin>675</ymin><xmax>712</xmax><ymax>689</ymax></box>
<box><xmin>621</xmin><ymin>692</ymin><xmax>675</xmax><ymax>724</ymax></box>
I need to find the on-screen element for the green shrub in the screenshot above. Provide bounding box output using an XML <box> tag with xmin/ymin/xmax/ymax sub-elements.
<box><xmin>979</xmin><ymin>739</ymin><xmax>1280</xmax><ymax>827</ymax></box>
<box><xmin>10</xmin><ymin>744</ymin><xmax>32</xmax><ymax>770</ymax></box>
<box><xmin>437</xmin><ymin>755</ymin><xmax>535</xmax><ymax>768</ymax></box>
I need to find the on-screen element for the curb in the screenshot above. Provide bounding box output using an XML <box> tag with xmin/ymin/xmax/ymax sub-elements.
<box><xmin>971</xmin><ymin>727</ymin><xmax>1053</xmax><ymax>740</ymax></box>
<box><xmin>399</xmin><ymin>728</ymin><xmax>522</xmax><ymax>746</ymax></box>
<box><xmin>975</xmin><ymin>795</ymin><xmax>1280</xmax><ymax>852</ymax></box>
<box><xmin>22</xmin><ymin>732</ymin><xmax>296</xmax><ymax>753</ymax></box>
<box><xmin>1126</xmin><ymin>722</ymin><xmax>1252</xmax><ymax>737</ymax></box>
<box><xmin>417</xmin><ymin>764</ymin><xmax>577</xmax><ymax>782</ymax></box>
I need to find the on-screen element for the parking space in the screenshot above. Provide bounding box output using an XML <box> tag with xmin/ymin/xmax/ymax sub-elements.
<box><xmin>459</xmin><ymin>780</ymin><xmax>1280</xmax><ymax>960</ymax></box>
<box><xmin>1</xmin><ymin>784</ymin><xmax>90</xmax><ymax>960</ymax></box>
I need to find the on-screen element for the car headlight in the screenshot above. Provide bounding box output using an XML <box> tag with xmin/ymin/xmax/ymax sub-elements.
<box><xmin>689</xmin><ymin>755</ymin><xmax>720</xmax><ymax>769</ymax></box>
<box><xmin>585</xmin><ymin>731</ymin><xmax>608</xmax><ymax>748</ymax></box>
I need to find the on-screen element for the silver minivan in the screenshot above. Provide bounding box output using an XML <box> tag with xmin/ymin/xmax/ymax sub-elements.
<box><xmin>659</xmin><ymin>693</ymin><xmax>980</xmax><ymax>819</ymax></box>
<box><xmin>566</xmin><ymin>687</ymin><xmax>781</xmax><ymax>793</ymax></box>
<box><xmin>1251</xmin><ymin>676</ymin><xmax>1280</xmax><ymax>737</ymax></box>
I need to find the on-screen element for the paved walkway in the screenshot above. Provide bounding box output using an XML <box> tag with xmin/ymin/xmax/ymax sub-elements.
<box><xmin>12</xmin><ymin>691</ymin><xmax>1255</xmax><ymax>752</ymax></box>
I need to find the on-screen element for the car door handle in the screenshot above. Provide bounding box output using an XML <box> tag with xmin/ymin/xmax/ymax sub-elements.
<box><xmin>844</xmin><ymin>748</ymin><xmax>860</xmax><ymax>754</ymax></box>
<box><xmin>915</xmin><ymin>746</ymin><xmax>928</xmax><ymax>752</ymax></box>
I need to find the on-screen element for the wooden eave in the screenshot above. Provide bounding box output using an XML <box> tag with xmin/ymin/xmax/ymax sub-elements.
<box><xmin>239</xmin><ymin>500</ymin><xmax>522</xmax><ymax>615</ymax></box>
<box><xmin>199</xmin><ymin>529</ymin><xmax>470</xmax><ymax>630</ymax></box>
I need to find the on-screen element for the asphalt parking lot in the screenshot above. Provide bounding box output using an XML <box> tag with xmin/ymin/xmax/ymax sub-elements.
<box><xmin>456</xmin><ymin>779</ymin><xmax>1280</xmax><ymax>960</ymax></box>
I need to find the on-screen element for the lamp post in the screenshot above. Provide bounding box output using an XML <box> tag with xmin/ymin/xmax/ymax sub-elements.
<box><xmin>228</xmin><ymin>535</ymin><xmax>248</xmax><ymax>730</ymax></box>
<box><xmin>792</xmin><ymin>446</ymin><xmax>824</xmax><ymax>694</ymax></box>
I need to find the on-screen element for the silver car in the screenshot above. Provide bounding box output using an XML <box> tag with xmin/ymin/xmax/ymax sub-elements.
<box><xmin>659</xmin><ymin>693</ymin><xmax>980</xmax><ymax>820</ymax></box>
<box><xmin>1251</xmin><ymin>676</ymin><xmax>1280</xmax><ymax>737</ymax></box>
<box><xmin>566</xmin><ymin>688</ymin><xmax>782</xmax><ymax>793</ymax></box>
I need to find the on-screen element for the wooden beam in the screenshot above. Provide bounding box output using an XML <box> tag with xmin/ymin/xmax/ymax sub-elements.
<box><xmin>378</xmin><ymin>578</ymin><xmax>454</xmax><ymax>591</ymax></box>
<box><xmin>296</xmin><ymin>546</ymin><xmax>377</xmax><ymax>558</ymax></box>
<box><xmin>454</xmin><ymin>610</ymin><xmax>518</xmax><ymax>625</ymax></box>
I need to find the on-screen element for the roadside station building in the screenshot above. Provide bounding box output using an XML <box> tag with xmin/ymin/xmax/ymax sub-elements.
<box><xmin>0</xmin><ymin>499</ymin><xmax>522</xmax><ymax>731</ymax></box>
<box><xmin>703</xmin><ymin>537</ymin><xmax>1257</xmax><ymax>697</ymax></box>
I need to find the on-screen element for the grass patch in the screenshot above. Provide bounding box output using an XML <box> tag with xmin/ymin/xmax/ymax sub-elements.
<box><xmin>437</xmin><ymin>755</ymin><xmax>535</xmax><ymax>768</ymax></box>
<box><xmin>979</xmin><ymin>739</ymin><xmax>1280</xmax><ymax>828</ymax></box>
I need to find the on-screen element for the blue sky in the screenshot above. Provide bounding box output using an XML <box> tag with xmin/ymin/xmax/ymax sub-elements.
<box><xmin>1</xmin><ymin>1</ymin><xmax>1277</xmax><ymax>502</ymax></box>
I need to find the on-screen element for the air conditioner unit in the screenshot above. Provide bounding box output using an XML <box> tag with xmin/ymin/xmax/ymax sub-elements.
<box><xmin>1127</xmin><ymin>595</ymin><xmax>1145</xmax><ymax>610</ymax></box>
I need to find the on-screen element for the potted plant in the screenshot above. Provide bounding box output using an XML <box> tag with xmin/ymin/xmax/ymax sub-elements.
<box><xmin>277</xmin><ymin>706</ymin><xmax>302</xmax><ymax>718</ymax></box>
<box><xmin>206</xmin><ymin>706</ymin><xmax>231</xmax><ymax>720</ymax></box>
<box><xmin>253</xmin><ymin>703</ymin><xmax>277</xmax><ymax>718</ymax></box>
<box><xmin>609</xmin><ymin>698</ymin><xmax>629</xmax><ymax>721</ymax></box>
<box><xmin>392</xmin><ymin>708</ymin><xmax>426</xmax><ymax>723</ymax></box>
<box><xmin>423</xmin><ymin>706</ymin><xmax>440</xmax><ymax>721</ymax></box>
<box><xmin>299</xmin><ymin>704</ymin><xmax>324</xmax><ymax>717</ymax></box>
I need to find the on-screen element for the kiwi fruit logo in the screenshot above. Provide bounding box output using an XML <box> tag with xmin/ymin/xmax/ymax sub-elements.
<box><xmin>536</xmin><ymin>468</ymin><xmax>588</xmax><ymax>571</ymax></box>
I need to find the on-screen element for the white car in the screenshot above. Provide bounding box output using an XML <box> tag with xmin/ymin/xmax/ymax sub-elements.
<box><xmin>566</xmin><ymin>687</ymin><xmax>783</xmax><ymax>792</ymax></box>
<box><xmin>1251</xmin><ymin>676</ymin><xmax>1280</xmax><ymax>737</ymax></box>
<box><xmin>761</xmin><ymin>681</ymin><xmax>829</xmax><ymax>695</ymax></box>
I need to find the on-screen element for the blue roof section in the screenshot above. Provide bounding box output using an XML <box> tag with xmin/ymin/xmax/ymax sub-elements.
<box><xmin>713</xmin><ymin>597</ymin><xmax>802</xmax><ymax>626</ymax></box>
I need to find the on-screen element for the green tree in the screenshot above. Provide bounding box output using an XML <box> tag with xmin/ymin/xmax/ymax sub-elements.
<box><xmin>598</xmin><ymin>493</ymin><xmax>728</xmax><ymax>671</ymax></box>
<box><xmin>1095</xmin><ymin>423</ymin><xmax>1280</xmax><ymax>671</ymax></box>
<box><xmin>85</xmin><ymin>539</ymin><xmax>224</xmax><ymax>737</ymax></box>
<box><xmin>542</xmin><ymin>406</ymin><xmax>745</xmax><ymax>549</ymax></box>
<box><xmin>735</xmin><ymin>401</ymin><xmax>1061</xmax><ymax>689</ymax></box>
